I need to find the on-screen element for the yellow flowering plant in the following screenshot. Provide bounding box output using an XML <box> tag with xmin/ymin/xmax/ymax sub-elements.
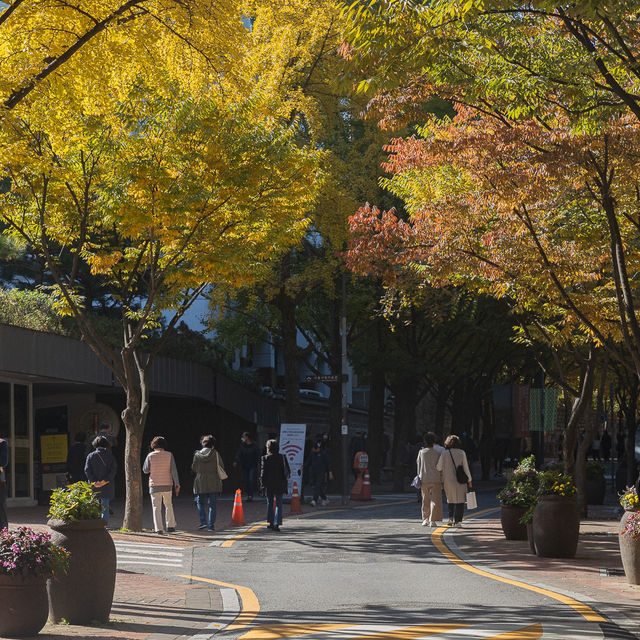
<box><xmin>538</xmin><ymin>470</ymin><xmax>577</xmax><ymax>498</ymax></box>
<box><xmin>620</xmin><ymin>486</ymin><xmax>640</xmax><ymax>511</ymax></box>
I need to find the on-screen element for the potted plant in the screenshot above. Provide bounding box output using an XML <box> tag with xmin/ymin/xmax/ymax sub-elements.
<box><xmin>497</xmin><ymin>456</ymin><xmax>539</xmax><ymax>541</ymax></box>
<box><xmin>46</xmin><ymin>481</ymin><xmax>117</xmax><ymax>625</ymax></box>
<box><xmin>618</xmin><ymin>486</ymin><xmax>640</xmax><ymax>584</ymax></box>
<box><xmin>0</xmin><ymin>526</ymin><xmax>69</xmax><ymax>637</ymax></box>
<box><xmin>585</xmin><ymin>461</ymin><xmax>607</xmax><ymax>505</ymax></box>
<box><xmin>531</xmin><ymin>470</ymin><xmax>580</xmax><ymax>558</ymax></box>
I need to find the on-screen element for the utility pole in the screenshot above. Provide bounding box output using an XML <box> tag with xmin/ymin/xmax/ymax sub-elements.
<box><xmin>341</xmin><ymin>274</ymin><xmax>349</xmax><ymax>505</ymax></box>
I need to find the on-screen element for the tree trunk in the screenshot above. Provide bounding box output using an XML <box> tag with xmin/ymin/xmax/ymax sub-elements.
<box><xmin>367</xmin><ymin>368</ymin><xmax>386</xmax><ymax>484</ymax></box>
<box><xmin>434</xmin><ymin>385</ymin><xmax>448</xmax><ymax>440</ymax></box>
<box><xmin>280</xmin><ymin>292</ymin><xmax>302</xmax><ymax>424</ymax></box>
<box><xmin>120</xmin><ymin>348</ymin><xmax>149</xmax><ymax>532</ymax></box>
<box><xmin>562</xmin><ymin>347</ymin><xmax>596</xmax><ymax>514</ymax></box>
<box><xmin>390</xmin><ymin>378</ymin><xmax>418</xmax><ymax>492</ymax></box>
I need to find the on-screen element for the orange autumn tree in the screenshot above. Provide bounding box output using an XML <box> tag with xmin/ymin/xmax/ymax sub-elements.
<box><xmin>346</xmin><ymin>108</ymin><xmax>640</xmax><ymax>481</ymax></box>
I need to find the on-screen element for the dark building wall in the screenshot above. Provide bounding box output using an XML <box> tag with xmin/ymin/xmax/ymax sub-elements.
<box><xmin>96</xmin><ymin>393</ymin><xmax>254</xmax><ymax>498</ymax></box>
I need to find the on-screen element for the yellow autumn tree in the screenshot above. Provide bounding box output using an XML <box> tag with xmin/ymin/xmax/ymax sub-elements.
<box><xmin>0</xmin><ymin>9</ymin><xmax>321</xmax><ymax>528</ymax></box>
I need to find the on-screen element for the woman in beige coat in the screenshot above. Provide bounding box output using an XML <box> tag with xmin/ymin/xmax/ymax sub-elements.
<box><xmin>436</xmin><ymin>434</ymin><xmax>472</xmax><ymax>526</ymax></box>
<box><xmin>416</xmin><ymin>432</ymin><xmax>443</xmax><ymax>526</ymax></box>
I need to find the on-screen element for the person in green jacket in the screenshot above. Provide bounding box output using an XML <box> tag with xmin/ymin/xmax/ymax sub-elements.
<box><xmin>191</xmin><ymin>435</ymin><xmax>225</xmax><ymax>531</ymax></box>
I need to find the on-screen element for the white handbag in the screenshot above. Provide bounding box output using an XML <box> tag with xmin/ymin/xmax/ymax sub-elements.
<box><xmin>466</xmin><ymin>491</ymin><xmax>477</xmax><ymax>510</ymax></box>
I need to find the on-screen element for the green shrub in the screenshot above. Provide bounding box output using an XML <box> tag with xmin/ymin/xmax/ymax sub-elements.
<box><xmin>48</xmin><ymin>482</ymin><xmax>103</xmax><ymax>521</ymax></box>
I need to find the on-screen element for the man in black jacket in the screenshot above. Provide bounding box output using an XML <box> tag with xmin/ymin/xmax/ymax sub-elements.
<box><xmin>234</xmin><ymin>432</ymin><xmax>261</xmax><ymax>502</ymax></box>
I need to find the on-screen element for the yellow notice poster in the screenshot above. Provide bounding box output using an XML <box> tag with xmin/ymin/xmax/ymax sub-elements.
<box><xmin>41</xmin><ymin>434</ymin><xmax>68</xmax><ymax>464</ymax></box>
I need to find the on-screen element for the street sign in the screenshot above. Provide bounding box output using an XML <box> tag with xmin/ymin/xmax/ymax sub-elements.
<box><xmin>304</xmin><ymin>374</ymin><xmax>340</xmax><ymax>383</ymax></box>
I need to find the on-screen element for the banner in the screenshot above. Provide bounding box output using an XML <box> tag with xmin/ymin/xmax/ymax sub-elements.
<box><xmin>279</xmin><ymin>423</ymin><xmax>306</xmax><ymax>498</ymax></box>
<box><xmin>529</xmin><ymin>388</ymin><xmax>559</xmax><ymax>431</ymax></box>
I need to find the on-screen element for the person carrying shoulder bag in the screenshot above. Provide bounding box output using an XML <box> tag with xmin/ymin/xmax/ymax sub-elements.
<box><xmin>436</xmin><ymin>434</ymin><xmax>472</xmax><ymax>527</ymax></box>
<box><xmin>259</xmin><ymin>439</ymin><xmax>290</xmax><ymax>532</ymax></box>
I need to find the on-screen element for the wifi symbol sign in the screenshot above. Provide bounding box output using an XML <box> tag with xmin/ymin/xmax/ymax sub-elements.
<box><xmin>282</xmin><ymin>443</ymin><xmax>302</xmax><ymax>460</ymax></box>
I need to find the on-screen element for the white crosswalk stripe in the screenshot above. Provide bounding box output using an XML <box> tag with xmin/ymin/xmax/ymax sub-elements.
<box><xmin>115</xmin><ymin>541</ymin><xmax>184</xmax><ymax>568</ymax></box>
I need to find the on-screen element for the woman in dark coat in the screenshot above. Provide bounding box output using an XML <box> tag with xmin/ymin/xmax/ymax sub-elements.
<box><xmin>84</xmin><ymin>436</ymin><xmax>117</xmax><ymax>525</ymax></box>
<box><xmin>259</xmin><ymin>439</ymin><xmax>290</xmax><ymax>532</ymax></box>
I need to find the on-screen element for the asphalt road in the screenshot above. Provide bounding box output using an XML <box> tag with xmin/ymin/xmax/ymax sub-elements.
<box><xmin>169</xmin><ymin>495</ymin><xmax>630</xmax><ymax>640</ymax></box>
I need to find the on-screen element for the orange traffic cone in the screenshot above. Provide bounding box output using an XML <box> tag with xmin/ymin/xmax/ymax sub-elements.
<box><xmin>290</xmin><ymin>481</ymin><xmax>302</xmax><ymax>515</ymax></box>
<box><xmin>231</xmin><ymin>488</ymin><xmax>244</xmax><ymax>525</ymax></box>
<box><xmin>360</xmin><ymin>469</ymin><xmax>372</xmax><ymax>501</ymax></box>
<box><xmin>350</xmin><ymin>471</ymin><xmax>363</xmax><ymax>499</ymax></box>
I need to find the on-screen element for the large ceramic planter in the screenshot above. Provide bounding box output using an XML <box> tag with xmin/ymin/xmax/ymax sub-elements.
<box><xmin>532</xmin><ymin>495</ymin><xmax>580</xmax><ymax>558</ymax></box>
<box><xmin>618</xmin><ymin>510</ymin><xmax>640</xmax><ymax>584</ymax></box>
<box><xmin>585</xmin><ymin>477</ymin><xmax>606</xmax><ymax>505</ymax></box>
<box><xmin>47</xmin><ymin>518</ymin><xmax>116</xmax><ymax>624</ymax></box>
<box><xmin>0</xmin><ymin>574</ymin><xmax>49</xmax><ymax>637</ymax></box>
<box><xmin>500</xmin><ymin>505</ymin><xmax>528</xmax><ymax>540</ymax></box>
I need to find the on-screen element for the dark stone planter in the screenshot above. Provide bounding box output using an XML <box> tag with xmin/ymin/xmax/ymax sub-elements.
<box><xmin>47</xmin><ymin>518</ymin><xmax>116</xmax><ymax>624</ymax></box>
<box><xmin>0</xmin><ymin>574</ymin><xmax>49</xmax><ymax>637</ymax></box>
<box><xmin>619</xmin><ymin>510</ymin><xmax>640</xmax><ymax>584</ymax></box>
<box><xmin>532</xmin><ymin>495</ymin><xmax>580</xmax><ymax>558</ymax></box>
<box><xmin>526</xmin><ymin>523</ymin><xmax>536</xmax><ymax>555</ymax></box>
<box><xmin>586</xmin><ymin>476</ymin><xmax>606</xmax><ymax>505</ymax></box>
<box><xmin>500</xmin><ymin>505</ymin><xmax>528</xmax><ymax>540</ymax></box>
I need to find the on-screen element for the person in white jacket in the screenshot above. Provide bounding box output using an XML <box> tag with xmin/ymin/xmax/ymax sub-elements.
<box><xmin>143</xmin><ymin>436</ymin><xmax>180</xmax><ymax>534</ymax></box>
<box><xmin>437</xmin><ymin>434</ymin><xmax>472</xmax><ymax>527</ymax></box>
<box><xmin>416</xmin><ymin>432</ymin><xmax>444</xmax><ymax>527</ymax></box>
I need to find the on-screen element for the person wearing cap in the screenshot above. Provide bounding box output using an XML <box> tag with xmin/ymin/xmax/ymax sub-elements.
<box><xmin>85</xmin><ymin>436</ymin><xmax>117</xmax><ymax>525</ymax></box>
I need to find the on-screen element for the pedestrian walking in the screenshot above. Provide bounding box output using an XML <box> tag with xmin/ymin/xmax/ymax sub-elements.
<box><xmin>436</xmin><ymin>434</ymin><xmax>472</xmax><ymax>527</ymax></box>
<box><xmin>192</xmin><ymin>434</ymin><xmax>225</xmax><ymax>531</ymax></box>
<box><xmin>601</xmin><ymin>428</ymin><xmax>612</xmax><ymax>461</ymax></box>
<box><xmin>143</xmin><ymin>436</ymin><xmax>180</xmax><ymax>534</ymax></box>
<box><xmin>84</xmin><ymin>436</ymin><xmax>117</xmax><ymax>525</ymax></box>
<box><xmin>66</xmin><ymin>432</ymin><xmax>89</xmax><ymax>483</ymax></box>
<box><xmin>305</xmin><ymin>441</ymin><xmax>333</xmax><ymax>506</ymax></box>
<box><xmin>259</xmin><ymin>439</ymin><xmax>290</xmax><ymax>532</ymax></box>
<box><xmin>416</xmin><ymin>432</ymin><xmax>443</xmax><ymax>527</ymax></box>
<box><xmin>233</xmin><ymin>432</ymin><xmax>260</xmax><ymax>502</ymax></box>
<box><xmin>0</xmin><ymin>432</ymin><xmax>8</xmax><ymax>531</ymax></box>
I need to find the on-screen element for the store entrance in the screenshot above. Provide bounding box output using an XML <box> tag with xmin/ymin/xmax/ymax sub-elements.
<box><xmin>0</xmin><ymin>379</ymin><xmax>35</xmax><ymax>506</ymax></box>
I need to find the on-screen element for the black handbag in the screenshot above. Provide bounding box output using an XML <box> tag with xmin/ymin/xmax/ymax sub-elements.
<box><xmin>450</xmin><ymin>450</ymin><xmax>469</xmax><ymax>484</ymax></box>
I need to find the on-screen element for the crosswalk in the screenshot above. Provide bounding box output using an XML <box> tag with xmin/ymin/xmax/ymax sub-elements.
<box><xmin>237</xmin><ymin>622</ymin><xmax>546</xmax><ymax>639</ymax></box>
<box><xmin>115</xmin><ymin>540</ymin><xmax>184</xmax><ymax>568</ymax></box>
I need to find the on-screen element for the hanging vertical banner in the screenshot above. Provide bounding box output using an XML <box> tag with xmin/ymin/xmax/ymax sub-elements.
<box><xmin>279</xmin><ymin>423</ymin><xmax>307</xmax><ymax>498</ymax></box>
<box><xmin>513</xmin><ymin>384</ymin><xmax>531</xmax><ymax>437</ymax></box>
<box><xmin>529</xmin><ymin>388</ymin><xmax>559</xmax><ymax>431</ymax></box>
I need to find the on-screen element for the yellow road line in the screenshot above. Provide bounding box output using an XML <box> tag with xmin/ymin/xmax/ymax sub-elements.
<box><xmin>489</xmin><ymin>622</ymin><xmax>543</xmax><ymax>639</ymax></box>
<box><xmin>222</xmin><ymin>522</ymin><xmax>269</xmax><ymax>548</ymax></box>
<box><xmin>350</xmin><ymin>623</ymin><xmax>467</xmax><ymax>638</ymax></box>
<box><xmin>239</xmin><ymin>623</ymin><xmax>353</xmax><ymax>638</ymax></box>
<box><xmin>432</xmin><ymin>513</ymin><xmax>606</xmax><ymax>623</ymax></box>
<box><xmin>177</xmin><ymin>574</ymin><xmax>260</xmax><ymax>631</ymax></box>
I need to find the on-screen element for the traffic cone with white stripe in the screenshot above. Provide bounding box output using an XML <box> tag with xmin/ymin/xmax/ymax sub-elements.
<box><xmin>231</xmin><ymin>488</ymin><xmax>244</xmax><ymax>525</ymax></box>
<box><xmin>290</xmin><ymin>481</ymin><xmax>302</xmax><ymax>515</ymax></box>
<box><xmin>360</xmin><ymin>469</ymin><xmax>372</xmax><ymax>500</ymax></box>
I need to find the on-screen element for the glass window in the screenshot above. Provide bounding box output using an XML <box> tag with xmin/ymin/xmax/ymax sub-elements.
<box><xmin>14</xmin><ymin>384</ymin><xmax>28</xmax><ymax>437</ymax></box>
<box><xmin>0</xmin><ymin>383</ymin><xmax>9</xmax><ymax>437</ymax></box>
